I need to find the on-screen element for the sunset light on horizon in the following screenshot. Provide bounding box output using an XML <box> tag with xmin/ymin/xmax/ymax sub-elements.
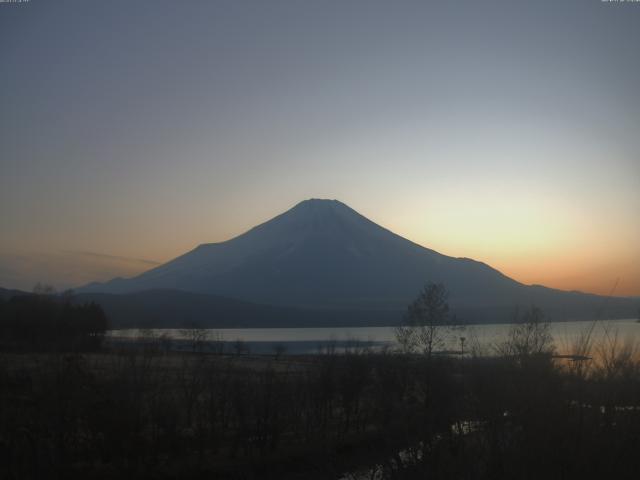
<box><xmin>1</xmin><ymin>0</ymin><xmax>639</xmax><ymax>297</ymax></box>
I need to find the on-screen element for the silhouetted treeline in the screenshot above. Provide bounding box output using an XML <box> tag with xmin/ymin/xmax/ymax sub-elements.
<box><xmin>1</xmin><ymin>340</ymin><xmax>640</xmax><ymax>479</ymax></box>
<box><xmin>0</xmin><ymin>293</ymin><xmax>108</xmax><ymax>351</ymax></box>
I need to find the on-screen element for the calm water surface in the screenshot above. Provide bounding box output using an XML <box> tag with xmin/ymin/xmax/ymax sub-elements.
<box><xmin>109</xmin><ymin>319</ymin><xmax>640</xmax><ymax>354</ymax></box>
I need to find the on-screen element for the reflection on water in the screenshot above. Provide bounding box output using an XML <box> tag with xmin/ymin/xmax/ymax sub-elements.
<box><xmin>108</xmin><ymin>319</ymin><xmax>639</xmax><ymax>355</ymax></box>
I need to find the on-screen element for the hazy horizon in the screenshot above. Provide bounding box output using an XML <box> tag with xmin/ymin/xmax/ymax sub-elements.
<box><xmin>1</xmin><ymin>1</ymin><xmax>639</xmax><ymax>296</ymax></box>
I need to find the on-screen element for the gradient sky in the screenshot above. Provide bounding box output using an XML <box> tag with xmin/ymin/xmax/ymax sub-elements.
<box><xmin>1</xmin><ymin>0</ymin><xmax>639</xmax><ymax>296</ymax></box>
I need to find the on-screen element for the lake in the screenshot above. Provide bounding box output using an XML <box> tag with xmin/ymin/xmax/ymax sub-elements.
<box><xmin>108</xmin><ymin>318</ymin><xmax>640</xmax><ymax>355</ymax></box>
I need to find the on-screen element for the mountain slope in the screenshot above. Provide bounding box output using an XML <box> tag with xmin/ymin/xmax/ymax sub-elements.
<box><xmin>80</xmin><ymin>199</ymin><xmax>637</xmax><ymax>322</ymax></box>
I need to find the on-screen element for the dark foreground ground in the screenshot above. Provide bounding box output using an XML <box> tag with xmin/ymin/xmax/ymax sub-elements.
<box><xmin>1</xmin><ymin>340</ymin><xmax>640</xmax><ymax>480</ymax></box>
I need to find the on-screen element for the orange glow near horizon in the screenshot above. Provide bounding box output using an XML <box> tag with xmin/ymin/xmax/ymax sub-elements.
<box><xmin>1</xmin><ymin>193</ymin><xmax>638</xmax><ymax>297</ymax></box>
<box><xmin>1</xmin><ymin>0</ymin><xmax>639</xmax><ymax>297</ymax></box>
<box><xmin>375</xmin><ymin>187</ymin><xmax>640</xmax><ymax>297</ymax></box>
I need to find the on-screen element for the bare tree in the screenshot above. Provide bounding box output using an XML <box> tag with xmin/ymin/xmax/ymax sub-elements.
<box><xmin>233</xmin><ymin>338</ymin><xmax>249</xmax><ymax>356</ymax></box>
<box><xmin>158</xmin><ymin>332</ymin><xmax>173</xmax><ymax>354</ymax></box>
<box><xmin>496</xmin><ymin>306</ymin><xmax>555</xmax><ymax>360</ymax></box>
<box><xmin>180</xmin><ymin>322</ymin><xmax>209</xmax><ymax>353</ymax></box>
<box><xmin>210</xmin><ymin>331</ymin><xmax>225</xmax><ymax>355</ymax></box>
<box><xmin>33</xmin><ymin>283</ymin><xmax>56</xmax><ymax>296</ymax></box>
<box><xmin>273</xmin><ymin>343</ymin><xmax>287</xmax><ymax>360</ymax></box>
<box><xmin>395</xmin><ymin>282</ymin><xmax>451</xmax><ymax>358</ymax></box>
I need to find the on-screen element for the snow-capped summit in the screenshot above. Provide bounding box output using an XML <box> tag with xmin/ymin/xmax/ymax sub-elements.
<box><xmin>80</xmin><ymin>199</ymin><xmax>628</xmax><ymax>322</ymax></box>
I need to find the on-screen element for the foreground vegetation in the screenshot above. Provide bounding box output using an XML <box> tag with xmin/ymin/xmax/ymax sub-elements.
<box><xmin>0</xmin><ymin>289</ymin><xmax>108</xmax><ymax>352</ymax></box>
<box><xmin>1</xmin><ymin>286</ymin><xmax>639</xmax><ymax>479</ymax></box>
<box><xmin>1</xmin><ymin>329</ymin><xmax>640</xmax><ymax>479</ymax></box>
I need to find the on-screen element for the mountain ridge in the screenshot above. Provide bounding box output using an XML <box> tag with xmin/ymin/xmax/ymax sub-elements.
<box><xmin>78</xmin><ymin>199</ymin><xmax>637</xmax><ymax>323</ymax></box>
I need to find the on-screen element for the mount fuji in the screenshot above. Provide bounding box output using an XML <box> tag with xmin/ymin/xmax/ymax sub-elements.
<box><xmin>79</xmin><ymin>199</ymin><xmax>636</xmax><ymax>325</ymax></box>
